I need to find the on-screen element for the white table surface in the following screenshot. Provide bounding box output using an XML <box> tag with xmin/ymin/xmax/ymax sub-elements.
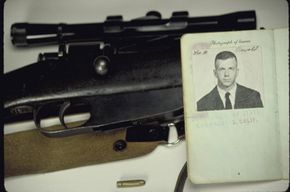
<box><xmin>4</xmin><ymin>0</ymin><xmax>289</xmax><ymax>191</ymax></box>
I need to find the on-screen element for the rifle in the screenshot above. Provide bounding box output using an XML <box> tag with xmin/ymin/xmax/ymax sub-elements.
<box><xmin>4</xmin><ymin>10</ymin><xmax>256</xmax><ymax>177</ymax></box>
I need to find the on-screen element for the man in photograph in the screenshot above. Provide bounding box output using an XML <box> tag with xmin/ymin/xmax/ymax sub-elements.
<box><xmin>197</xmin><ymin>51</ymin><xmax>263</xmax><ymax>111</ymax></box>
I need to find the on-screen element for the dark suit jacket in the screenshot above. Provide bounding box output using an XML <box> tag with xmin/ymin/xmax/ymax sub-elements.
<box><xmin>197</xmin><ymin>84</ymin><xmax>263</xmax><ymax>111</ymax></box>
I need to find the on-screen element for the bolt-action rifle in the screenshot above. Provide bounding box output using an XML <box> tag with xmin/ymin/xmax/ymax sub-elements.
<box><xmin>4</xmin><ymin>10</ymin><xmax>256</xmax><ymax>177</ymax></box>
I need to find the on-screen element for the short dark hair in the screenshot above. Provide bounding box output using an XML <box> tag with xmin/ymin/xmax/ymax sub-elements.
<box><xmin>214</xmin><ymin>51</ymin><xmax>237</xmax><ymax>68</ymax></box>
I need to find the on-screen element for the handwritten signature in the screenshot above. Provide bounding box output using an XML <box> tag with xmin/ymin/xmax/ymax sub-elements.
<box><xmin>236</xmin><ymin>45</ymin><xmax>259</xmax><ymax>53</ymax></box>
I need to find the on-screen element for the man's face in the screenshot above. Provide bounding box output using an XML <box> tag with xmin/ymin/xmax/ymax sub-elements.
<box><xmin>214</xmin><ymin>57</ymin><xmax>239</xmax><ymax>90</ymax></box>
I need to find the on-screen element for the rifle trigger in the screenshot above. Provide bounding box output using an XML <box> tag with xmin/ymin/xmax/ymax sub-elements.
<box><xmin>59</xmin><ymin>101</ymin><xmax>71</xmax><ymax>129</ymax></box>
<box><xmin>33</xmin><ymin>106</ymin><xmax>42</xmax><ymax>129</ymax></box>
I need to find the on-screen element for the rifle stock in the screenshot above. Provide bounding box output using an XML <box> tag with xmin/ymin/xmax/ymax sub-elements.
<box><xmin>5</xmin><ymin>124</ymin><xmax>163</xmax><ymax>177</ymax></box>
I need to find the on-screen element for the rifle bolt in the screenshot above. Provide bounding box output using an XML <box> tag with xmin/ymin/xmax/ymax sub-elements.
<box><xmin>93</xmin><ymin>56</ymin><xmax>109</xmax><ymax>76</ymax></box>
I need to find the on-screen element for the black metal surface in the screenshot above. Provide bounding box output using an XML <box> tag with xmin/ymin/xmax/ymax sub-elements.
<box><xmin>35</xmin><ymin>88</ymin><xmax>183</xmax><ymax>137</ymax></box>
<box><xmin>4</xmin><ymin>43</ymin><xmax>181</xmax><ymax>110</ymax></box>
<box><xmin>126</xmin><ymin>125</ymin><xmax>169</xmax><ymax>142</ymax></box>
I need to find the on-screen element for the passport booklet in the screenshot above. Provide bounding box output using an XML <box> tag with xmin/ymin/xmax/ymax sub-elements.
<box><xmin>181</xmin><ymin>28</ymin><xmax>289</xmax><ymax>185</ymax></box>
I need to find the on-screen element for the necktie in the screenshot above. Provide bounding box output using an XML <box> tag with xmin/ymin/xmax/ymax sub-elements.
<box><xmin>225</xmin><ymin>92</ymin><xmax>232</xmax><ymax>109</ymax></box>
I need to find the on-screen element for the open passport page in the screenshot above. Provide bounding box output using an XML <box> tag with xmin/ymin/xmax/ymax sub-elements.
<box><xmin>181</xmin><ymin>28</ymin><xmax>289</xmax><ymax>185</ymax></box>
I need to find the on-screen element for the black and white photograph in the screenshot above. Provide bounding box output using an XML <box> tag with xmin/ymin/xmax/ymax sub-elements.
<box><xmin>193</xmin><ymin>47</ymin><xmax>264</xmax><ymax>112</ymax></box>
<box><xmin>4</xmin><ymin>0</ymin><xmax>288</xmax><ymax>191</ymax></box>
